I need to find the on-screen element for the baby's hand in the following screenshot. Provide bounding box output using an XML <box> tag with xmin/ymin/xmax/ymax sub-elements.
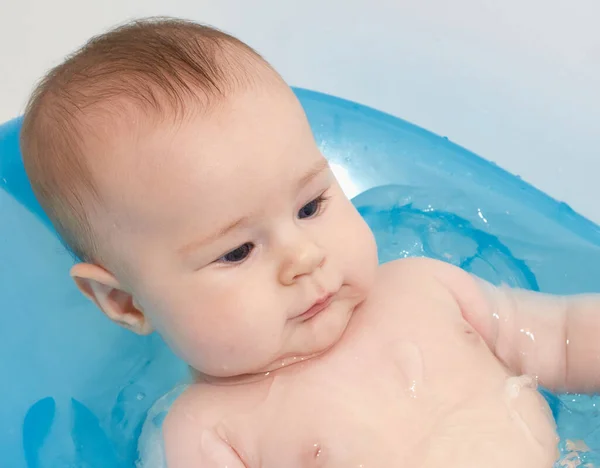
<box><xmin>164</xmin><ymin>426</ymin><xmax>246</xmax><ymax>468</ymax></box>
<box><xmin>197</xmin><ymin>430</ymin><xmax>246</xmax><ymax>468</ymax></box>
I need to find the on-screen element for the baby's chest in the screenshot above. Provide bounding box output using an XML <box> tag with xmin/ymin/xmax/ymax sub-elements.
<box><xmin>229</xmin><ymin>323</ymin><xmax>511</xmax><ymax>467</ymax></box>
<box><xmin>235</xmin><ymin>369</ymin><xmax>420</xmax><ymax>467</ymax></box>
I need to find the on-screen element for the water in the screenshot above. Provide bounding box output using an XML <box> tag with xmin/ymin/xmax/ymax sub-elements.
<box><xmin>3</xmin><ymin>88</ymin><xmax>600</xmax><ymax>466</ymax></box>
<box><xmin>354</xmin><ymin>184</ymin><xmax>600</xmax><ymax>466</ymax></box>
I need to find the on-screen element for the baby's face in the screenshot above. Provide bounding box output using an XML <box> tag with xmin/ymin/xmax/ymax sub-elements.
<box><xmin>93</xmin><ymin>84</ymin><xmax>378</xmax><ymax>377</ymax></box>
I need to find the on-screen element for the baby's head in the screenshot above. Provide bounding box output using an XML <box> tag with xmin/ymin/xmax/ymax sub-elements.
<box><xmin>21</xmin><ymin>18</ymin><xmax>378</xmax><ymax>378</ymax></box>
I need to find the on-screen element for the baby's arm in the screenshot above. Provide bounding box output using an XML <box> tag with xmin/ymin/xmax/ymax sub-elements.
<box><xmin>162</xmin><ymin>388</ymin><xmax>247</xmax><ymax>468</ymax></box>
<box><xmin>430</xmin><ymin>259</ymin><xmax>600</xmax><ymax>393</ymax></box>
<box><xmin>164</xmin><ymin>429</ymin><xmax>246</xmax><ymax>468</ymax></box>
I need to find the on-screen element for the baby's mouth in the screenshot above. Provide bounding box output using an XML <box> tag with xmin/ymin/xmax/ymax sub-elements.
<box><xmin>295</xmin><ymin>293</ymin><xmax>334</xmax><ymax>322</ymax></box>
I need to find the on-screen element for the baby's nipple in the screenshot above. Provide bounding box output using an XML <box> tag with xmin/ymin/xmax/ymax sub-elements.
<box><xmin>392</xmin><ymin>342</ymin><xmax>424</xmax><ymax>399</ymax></box>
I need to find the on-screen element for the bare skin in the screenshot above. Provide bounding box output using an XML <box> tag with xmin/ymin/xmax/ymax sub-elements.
<box><xmin>66</xmin><ymin>70</ymin><xmax>600</xmax><ymax>467</ymax></box>
<box><xmin>164</xmin><ymin>256</ymin><xmax>600</xmax><ymax>467</ymax></box>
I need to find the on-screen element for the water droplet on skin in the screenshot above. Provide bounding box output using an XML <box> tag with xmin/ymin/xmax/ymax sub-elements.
<box><xmin>408</xmin><ymin>380</ymin><xmax>418</xmax><ymax>399</ymax></box>
<box><xmin>392</xmin><ymin>342</ymin><xmax>424</xmax><ymax>399</ymax></box>
<box><xmin>511</xmin><ymin>375</ymin><xmax>538</xmax><ymax>397</ymax></box>
<box><xmin>519</xmin><ymin>328</ymin><xmax>535</xmax><ymax>342</ymax></box>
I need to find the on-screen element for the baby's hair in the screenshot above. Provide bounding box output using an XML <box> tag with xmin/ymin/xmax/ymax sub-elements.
<box><xmin>20</xmin><ymin>17</ymin><xmax>271</xmax><ymax>264</ymax></box>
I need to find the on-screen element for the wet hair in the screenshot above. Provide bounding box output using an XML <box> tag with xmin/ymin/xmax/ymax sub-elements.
<box><xmin>20</xmin><ymin>17</ymin><xmax>271</xmax><ymax>263</ymax></box>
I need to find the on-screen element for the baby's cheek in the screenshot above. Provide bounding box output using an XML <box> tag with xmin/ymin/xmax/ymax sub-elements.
<box><xmin>203</xmin><ymin>283</ymin><xmax>283</xmax><ymax>361</ymax></box>
<box><xmin>336</xmin><ymin>198</ymin><xmax>377</xmax><ymax>256</ymax></box>
<box><xmin>350</xmin><ymin>214</ymin><xmax>379</xmax><ymax>281</ymax></box>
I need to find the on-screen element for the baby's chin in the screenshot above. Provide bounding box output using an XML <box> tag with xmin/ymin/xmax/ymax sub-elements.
<box><xmin>273</xmin><ymin>294</ymin><xmax>359</xmax><ymax>367</ymax></box>
<box><xmin>195</xmin><ymin>340</ymin><xmax>345</xmax><ymax>384</ymax></box>
<box><xmin>192</xmin><ymin>296</ymin><xmax>362</xmax><ymax>382</ymax></box>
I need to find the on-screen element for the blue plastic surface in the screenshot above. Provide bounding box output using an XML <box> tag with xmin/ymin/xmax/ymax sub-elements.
<box><xmin>1</xmin><ymin>88</ymin><xmax>600</xmax><ymax>466</ymax></box>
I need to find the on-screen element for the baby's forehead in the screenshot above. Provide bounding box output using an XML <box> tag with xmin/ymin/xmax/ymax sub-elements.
<box><xmin>72</xmin><ymin>45</ymin><xmax>285</xmax><ymax>169</ymax></box>
<box><xmin>21</xmin><ymin>18</ymin><xmax>290</xmax><ymax>263</ymax></box>
<box><xmin>88</xmin><ymin>87</ymin><xmax>315</xmax><ymax>210</ymax></box>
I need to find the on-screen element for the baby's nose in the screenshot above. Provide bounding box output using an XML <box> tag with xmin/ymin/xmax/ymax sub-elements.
<box><xmin>278</xmin><ymin>238</ymin><xmax>325</xmax><ymax>285</ymax></box>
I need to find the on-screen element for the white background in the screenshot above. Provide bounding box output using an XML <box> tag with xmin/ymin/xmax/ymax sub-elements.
<box><xmin>1</xmin><ymin>0</ymin><xmax>599</xmax><ymax>222</ymax></box>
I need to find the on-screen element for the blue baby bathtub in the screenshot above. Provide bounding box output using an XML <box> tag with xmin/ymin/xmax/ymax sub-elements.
<box><xmin>1</xmin><ymin>88</ymin><xmax>600</xmax><ymax>466</ymax></box>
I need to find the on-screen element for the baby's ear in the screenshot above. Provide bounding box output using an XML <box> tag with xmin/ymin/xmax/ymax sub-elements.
<box><xmin>70</xmin><ymin>263</ymin><xmax>153</xmax><ymax>335</ymax></box>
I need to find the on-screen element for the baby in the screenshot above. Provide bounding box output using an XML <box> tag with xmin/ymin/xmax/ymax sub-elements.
<box><xmin>20</xmin><ymin>17</ymin><xmax>600</xmax><ymax>468</ymax></box>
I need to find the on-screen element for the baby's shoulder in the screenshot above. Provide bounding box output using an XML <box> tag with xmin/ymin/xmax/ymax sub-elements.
<box><xmin>369</xmin><ymin>257</ymin><xmax>483</xmax><ymax>319</ymax></box>
<box><xmin>163</xmin><ymin>383</ymin><xmax>221</xmax><ymax>427</ymax></box>
<box><xmin>162</xmin><ymin>382</ymin><xmax>257</xmax><ymax>466</ymax></box>
<box><xmin>375</xmin><ymin>256</ymin><xmax>465</xmax><ymax>290</ymax></box>
<box><xmin>163</xmin><ymin>381</ymin><xmax>251</xmax><ymax>433</ymax></box>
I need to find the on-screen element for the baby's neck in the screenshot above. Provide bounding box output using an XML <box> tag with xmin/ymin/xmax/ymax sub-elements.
<box><xmin>192</xmin><ymin>368</ymin><xmax>273</xmax><ymax>386</ymax></box>
<box><xmin>190</xmin><ymin>349</ymin><xmax>333</xmax><ymax>386</ymax></box>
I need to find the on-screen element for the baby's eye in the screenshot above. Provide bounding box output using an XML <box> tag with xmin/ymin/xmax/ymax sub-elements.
<box><xmin>298</xmin><ymin>194</ymin><xmax>328</xmax><ymax>219</ymax></box>
<box><xmin>218</xmin><ymin>242</ymin><xmax>254</xmax><ymax>264</ymax></box>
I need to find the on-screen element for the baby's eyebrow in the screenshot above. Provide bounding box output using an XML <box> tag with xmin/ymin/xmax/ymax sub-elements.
<box><xmin>178</xmin><ymin>216</ymin><xmax>250</xmax><ymax>257</ymax></box>
<box><xmin>178</xmin><ymin>159</ymin><xmax>330</xmax><ymax>258</ymax></box>
<box><xmin>297</xmin><ymin>159</ymin><xmax>329</xmax><ymax>189</ymax></box>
